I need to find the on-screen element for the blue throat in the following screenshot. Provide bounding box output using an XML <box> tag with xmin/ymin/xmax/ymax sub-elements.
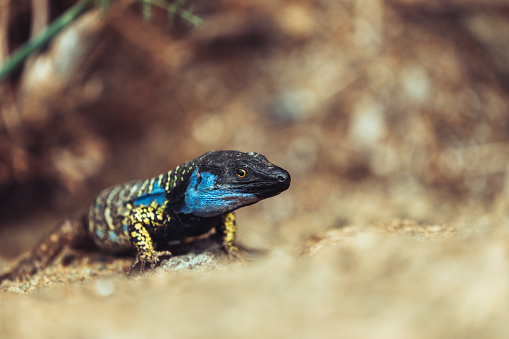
<box><xmin>180</xmin><ymin>168</ymin><xmax>259</xmax><ymax>217</ymax></box>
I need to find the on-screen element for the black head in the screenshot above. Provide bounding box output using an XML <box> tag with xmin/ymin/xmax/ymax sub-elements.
<box><xmin>179</xmin><ymin>151</ymin><xmax>291</xmax><ymax>217</ymax></box>
<box><xmin>198</xmin><ymin>150</ymin><xmax>291</xmax><ymax>199</ymax></box>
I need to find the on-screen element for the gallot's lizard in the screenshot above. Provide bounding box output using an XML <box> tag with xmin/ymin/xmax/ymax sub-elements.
<box><xmin>1</xmin><ymin>150</ymin><xmax>291</xmax><ymax>281</ymax></box>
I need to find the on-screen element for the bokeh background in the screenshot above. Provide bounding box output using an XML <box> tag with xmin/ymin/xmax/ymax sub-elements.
<box><xmin>1</xmin><ymin>0</ymin><xmax>509</xmax><ymax>337</ymax></box>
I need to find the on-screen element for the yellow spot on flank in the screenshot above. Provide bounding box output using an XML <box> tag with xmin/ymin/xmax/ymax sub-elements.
<box><xmin>139</xmin><ymin>180</ymin><xmax>149</xmax><ymax>192</ymax></box>
<box><xmin>147</xmin><ymin>178</ymin><xmax>156</xmax><ymax>193</ymax></box>
<box><xmin>166</xmin><ymin>171</ymin><xmax>173</xmax><ymax>190</ymax></box>
<box><xmin>105</xmin><ymin>207</ymin><xmax>115</xmax><ymax>230</ymax></box>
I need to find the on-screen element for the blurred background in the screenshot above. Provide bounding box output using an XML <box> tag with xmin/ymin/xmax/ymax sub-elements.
<box><xmin>2</xmin><ymin>0</ymin><xmax>509</xmax><ymax>337</ymax></box>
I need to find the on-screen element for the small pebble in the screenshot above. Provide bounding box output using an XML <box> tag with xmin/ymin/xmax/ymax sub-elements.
<box><xmin>94</xmin><ymin>279</ymin><xmax>115</xmax><ymax>297</ymax></box>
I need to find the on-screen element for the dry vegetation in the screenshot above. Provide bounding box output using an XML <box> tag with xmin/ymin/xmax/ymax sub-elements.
<box><xmin>1</xmin><ymin>0</ymin><xmax>509</xmax><ymax>337</ymax></box>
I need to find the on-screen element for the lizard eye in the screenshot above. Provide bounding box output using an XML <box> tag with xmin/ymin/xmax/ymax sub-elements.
<box><xmin>236</xmin><ymin>169</ymin><xmax>246</xmax><ymax>178</ymax></box>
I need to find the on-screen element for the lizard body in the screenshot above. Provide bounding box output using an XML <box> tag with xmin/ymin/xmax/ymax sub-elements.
<box><xmin>1</xmin><ymin>150</ymin><xmax>290</xmax><ymax>279</ymax></box>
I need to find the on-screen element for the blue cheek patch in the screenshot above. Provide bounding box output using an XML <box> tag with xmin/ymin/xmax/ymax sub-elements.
<box><xmin>97</xmin><ymin>229</ymin><xmax>104</xmax><ymax>238</ymax></box>
<box><xmin>133</xmin><ymin>180</ymin><xmax>166</xmax><ymax>207</ymax></box>
<box><xmin>180</xmin><ymin>168</ymin><xmax>259</xmax><ymax>217</ymax></box>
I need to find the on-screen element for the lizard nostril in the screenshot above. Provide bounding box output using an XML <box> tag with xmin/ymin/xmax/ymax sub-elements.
<box><xmin>276</xmin><ymin>173</ymin><xmax>288</xmax><ymax>182</ymax></box>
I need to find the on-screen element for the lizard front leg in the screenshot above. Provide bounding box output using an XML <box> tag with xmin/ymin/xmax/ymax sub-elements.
<box><xmin>217</xmin><ymin>212</ymin><xmax>241</xmax><ymax>259</ymax></box>
<box><xmin>127</xmin><ymin>206</ymin><xmax>172</xmax><ymax>274</ymax></box>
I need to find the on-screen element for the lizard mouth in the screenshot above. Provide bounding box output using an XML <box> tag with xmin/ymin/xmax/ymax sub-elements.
<box><xmin>253</xmin><ymin>184</ymin><xmax>290</xmax><ymax>199</ymax></box>
<box><xmin>220</xmin><ymin>165</ymin><xmax>291</xmax><ymax>200</ymax></box>
<box><xmin>251</xmin><ymin>170</ymin><xmax>291</xmax><ymax>199</ymax></box>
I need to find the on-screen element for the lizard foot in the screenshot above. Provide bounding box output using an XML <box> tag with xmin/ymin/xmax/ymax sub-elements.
<box><xmin>127</xmin><ymin>250</ymin><xmax>172</xmax><ymax>275</ymax></box>
<box><xmin>223</xmin><ymin>244</ymin><xmax>242</xmax><ymax>261</ymax></box>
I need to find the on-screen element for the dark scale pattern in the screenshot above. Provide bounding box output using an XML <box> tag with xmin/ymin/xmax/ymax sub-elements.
<box><xmin>87</xmin><ymin>158</ymin><xmax>201</xmax><ymax>254</ymax></box>
<box><xmin>88</xmin><ymin>179</ymin><xmax>149</xmax><ymax>252</ymax></box>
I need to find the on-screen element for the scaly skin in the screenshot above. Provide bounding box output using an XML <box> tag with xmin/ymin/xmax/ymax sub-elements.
<box><xmin>1</xmin><ymin>151</ymin><xmax>291</xmax><ymax>280</ymax></box>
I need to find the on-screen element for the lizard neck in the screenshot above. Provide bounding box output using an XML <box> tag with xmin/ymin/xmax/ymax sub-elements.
<box><xmin>162</xmin><ymin>159</ymin><xmax>197</xmax><ymax>193</ymax></box>
<box><xmin>129</xmin><ymin>159</ymin><xmax>199</xmax><ymax>210</ymax></box>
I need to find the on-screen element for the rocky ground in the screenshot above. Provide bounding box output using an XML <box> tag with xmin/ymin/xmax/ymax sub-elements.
<box><xmin>1</xmin><ymin>0</ymin><xmax>509</xmax><ymax>338</ymax></box>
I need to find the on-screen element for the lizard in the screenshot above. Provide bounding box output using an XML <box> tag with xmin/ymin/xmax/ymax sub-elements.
<box><xmin>1</xmin><ymin>150</ymin><xmax>291</xmax><ymax>281</ymax></box>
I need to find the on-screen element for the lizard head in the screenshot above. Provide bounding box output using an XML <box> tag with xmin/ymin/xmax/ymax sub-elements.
<box><xmin>180</xmin><ymin>151</ymin><xmax>291</xmax><ymax>217</ymax></box>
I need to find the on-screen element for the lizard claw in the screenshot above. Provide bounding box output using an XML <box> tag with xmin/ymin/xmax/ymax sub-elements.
<box><xmin>127</xmin><ymin>250</ymin><xmax>172</xmax><ymax>275</ymax></box>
